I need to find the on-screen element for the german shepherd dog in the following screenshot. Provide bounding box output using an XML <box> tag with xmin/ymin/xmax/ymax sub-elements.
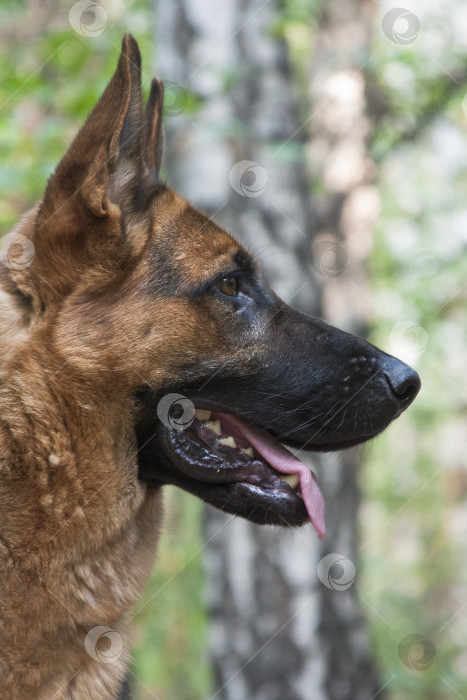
<box><xmin>0</xmin><ymin>36</ymin><xmax>420</xmax><ymax>699</ymax></box>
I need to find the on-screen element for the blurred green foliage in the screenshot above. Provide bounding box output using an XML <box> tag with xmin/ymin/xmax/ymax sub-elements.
<box><xmin>1</xmin><ymin>1</ymin><xmax>466</xmax><ymax>699</ymax></box>
<box><xmin>130</xmin><ymin>492</ymin><xmax>210</xmax><ymax>699</ymax></box>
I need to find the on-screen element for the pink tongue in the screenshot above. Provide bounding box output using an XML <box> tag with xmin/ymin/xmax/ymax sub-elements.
<box><xmin>217</xmin><ymin>413</ymin><xmax>326</xmax><ymax>539</ymax></box>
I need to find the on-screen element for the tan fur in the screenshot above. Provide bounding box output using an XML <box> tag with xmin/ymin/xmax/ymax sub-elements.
<box><xmin>0</xmin><ymin>36</ymin><xmax>250</xmax><ymax>698</ymax></box>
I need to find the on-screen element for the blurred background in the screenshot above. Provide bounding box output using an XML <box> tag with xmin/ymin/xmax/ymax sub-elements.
<box><xmin>1</xmin><ymin>1</ymin><xmax>466</xmax><ymax>698</ymax></box>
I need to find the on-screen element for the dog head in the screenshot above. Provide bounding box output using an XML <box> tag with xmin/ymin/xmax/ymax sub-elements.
<box><xmin>2</xmin><ymin>36</ymin><xmax>420</xmax><ymax>539</ymax></box>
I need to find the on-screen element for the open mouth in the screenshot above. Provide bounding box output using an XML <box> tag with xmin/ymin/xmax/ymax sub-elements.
<box><xmin>155</xmin><ymin>409</ymin><xmax>326</xmax><ymax>538</ymax></box>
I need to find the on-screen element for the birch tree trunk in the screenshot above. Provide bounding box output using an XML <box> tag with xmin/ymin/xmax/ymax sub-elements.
<box><xmin>306</xmin><ymin>2</ymin><xmax>383</xmax><ymax>698</ymax></box>
<box><xmin>155</xmin><ymin>1</ymin><xmax>381</xmax><ymax>697</ymax></box>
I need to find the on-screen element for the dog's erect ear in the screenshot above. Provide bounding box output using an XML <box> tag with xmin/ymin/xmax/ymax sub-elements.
<box><xmin>27</xmin><ymin>35</ymin><xmax>147</xmax><ymax>302</ymax></box>
<box><xmin>42</xmin><ymin>34</ymin><xmax>143</xmax><ymax>221</ymax></box>
<box><xmin>145</xmin><ymin>78</ymin><xmax>164</xmax><ymax>178</ymax></box>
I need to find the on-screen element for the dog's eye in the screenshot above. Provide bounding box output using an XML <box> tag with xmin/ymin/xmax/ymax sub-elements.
<box><xmin>216</xmin><ymin>276</ymin><xmax>238</xmax><ymax>296</ymax></box>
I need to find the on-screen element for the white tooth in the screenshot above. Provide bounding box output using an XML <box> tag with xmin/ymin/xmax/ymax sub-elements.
<box><xmin>219</xmin><ymin>436</ymin><xmax>237</xmax><ymax>448</ymax></box>
<box><xmin>280</xmin><ymin>474</ymin><xmax>300</xmax><ymax>489</ymax></box>
<box><xmin>241</xmin><ymin>447</ymin><xmax>254</xmax><ymax>457</ymax></box>
<box><xmin>205</xmin><ymin>420</ymin><xmax>221</xmax><ymax>436</ymax></box>
<box><xmin>195</xmin><ymin>409</ymin><xmax>212</xmax><ymax>421</ymax></box>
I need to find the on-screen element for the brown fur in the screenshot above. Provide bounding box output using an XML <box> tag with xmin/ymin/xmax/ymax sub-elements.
<box><xmin>0</xmin><ymin>36</ymin><xmax>251</xmax><ymax>699</ymax></box>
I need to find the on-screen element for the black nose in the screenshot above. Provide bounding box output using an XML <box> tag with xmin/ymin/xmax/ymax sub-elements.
<box><xmin>383</xmin><ymin>357</ymin><xmax>421</xmax><ymax>408</ymax></box>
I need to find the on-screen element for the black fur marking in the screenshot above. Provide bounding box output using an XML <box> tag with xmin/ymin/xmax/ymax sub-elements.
<box><xmin>116</xmin><ymin>675</ymin><xmax>132</xmax><ymax>700</ymax></box>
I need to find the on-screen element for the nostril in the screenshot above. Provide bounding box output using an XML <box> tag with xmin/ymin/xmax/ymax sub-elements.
<box><xmin>384</xmin><ymin>367</ymin><xmax>421</xmax><ymax>406</ymax></box>
<box><xmin>395</xmin><ymin>382</ymin><xmax>417</xmax><ymax>404</ymax></box>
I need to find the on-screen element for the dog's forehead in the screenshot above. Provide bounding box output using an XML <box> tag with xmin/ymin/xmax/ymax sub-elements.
<box><xmin>153</xmin><ymin>193</ymin><xmax>237</xmax><ymax>249</ymax></box>
<box><xmin>146</xmin><ymin>190</ymin><xmax>253</xmax><ymax>292</ymax></box>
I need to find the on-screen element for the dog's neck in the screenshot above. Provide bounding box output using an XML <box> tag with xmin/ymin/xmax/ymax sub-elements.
<box><xmin>0</xmin><ymin>278</ymin><xmax>161</xmax><ymax>698</ymax></box>
<box><xmin>0</xmin><ymin>311</ymin><xmax>145</xmax><ymax>545</ymax></box>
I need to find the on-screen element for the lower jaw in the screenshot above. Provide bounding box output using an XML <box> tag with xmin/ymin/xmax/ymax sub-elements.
<box><xmin>140</xmin><ymin>434</ymin><xmax>308</xmax><ymax>527</ymax></box>
<box><xmin>148</xmin><ymin>472</ymin><xmax>310</xmax><ymax>527</ymax></box>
